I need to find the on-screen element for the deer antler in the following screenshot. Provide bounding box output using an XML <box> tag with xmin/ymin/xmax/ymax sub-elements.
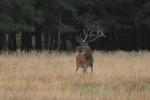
<box><xmin>76</xmin><ymin>25</ymin><xmax>105</xmax><ymax>43</ymax></box>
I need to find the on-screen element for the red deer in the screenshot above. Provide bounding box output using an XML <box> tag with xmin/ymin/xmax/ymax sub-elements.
<box><xmin>76</xmin><ymin>24</ymin><xmax>105</xmax><ymax>73</ymax></box>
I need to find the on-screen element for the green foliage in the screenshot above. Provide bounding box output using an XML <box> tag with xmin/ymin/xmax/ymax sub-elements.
<box><xmin>137</xmin><ymin>1</ymin><xmax>150</xmax><ymax>26</ymax></box>
<box><xmin>0</xmin><ymin>0</ymin><xmax>148</xmax><ymax>33</ymax></box>
<box><xmin>0</xmin><ymin>0</ymin><xmax>149</xmax><ymax>51</ymax></box>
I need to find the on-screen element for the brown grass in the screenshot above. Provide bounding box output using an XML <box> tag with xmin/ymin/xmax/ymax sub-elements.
<box><xmin>0</xmin><ymin>51</ymin><xmax>150</xmax><ymax>100</ymax></box>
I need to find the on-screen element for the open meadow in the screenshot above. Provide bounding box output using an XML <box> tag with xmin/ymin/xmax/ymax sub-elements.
<box><xmin>0</xmin><ymin>51</ymin><xmax>150</xmax><ymax>100</ymax></box>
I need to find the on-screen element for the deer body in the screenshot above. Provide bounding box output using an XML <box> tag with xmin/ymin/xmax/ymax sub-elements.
<box><xmin>76</xmin><ymin>53</ymin><xmax>86</xmax><ymax>68</ymax></box>
<box><xmin>76</xmin><ymin>52</ymin><xmax>93</xmax><ymax>73</ymax></box>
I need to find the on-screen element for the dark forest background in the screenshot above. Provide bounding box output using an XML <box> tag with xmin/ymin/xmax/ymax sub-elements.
<box><xmin>0</xmin><ymin>0</ymin><xmax>150</xmax><ymax>52</ymax></box>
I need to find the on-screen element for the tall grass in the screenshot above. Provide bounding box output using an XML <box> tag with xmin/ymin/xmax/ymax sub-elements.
<box><xmin>0</xmin><ymin>51</ymin><xmax>150</xmax><ymax>100</ymax></box>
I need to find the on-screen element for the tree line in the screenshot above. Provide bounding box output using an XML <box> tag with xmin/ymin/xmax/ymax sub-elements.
<box><xmin>0</xmin><ymin>0</ymin><xmax>150</xmax><ymax>52</ymax></box>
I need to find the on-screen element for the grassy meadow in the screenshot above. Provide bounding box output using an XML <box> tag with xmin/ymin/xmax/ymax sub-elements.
<box><xmin>0</xmin><ymin>51</ymin><xmax>150</xmax><ymax>100</ymax></box>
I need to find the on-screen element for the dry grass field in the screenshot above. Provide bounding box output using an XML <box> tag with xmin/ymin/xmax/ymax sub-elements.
<box><xmin>0</xmin><ymin>51</ymin><xmax>150</xmax><ymax>100</ymax></box>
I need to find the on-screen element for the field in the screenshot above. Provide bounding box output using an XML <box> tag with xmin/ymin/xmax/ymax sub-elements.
<box><xmin>0</xmin><ymin>51</ymin><xmax>150</xmax><ymax>100</ymax></box>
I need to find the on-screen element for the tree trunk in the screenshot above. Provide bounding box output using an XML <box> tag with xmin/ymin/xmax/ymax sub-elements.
<box><xmin>49</xmin><ymin>34</ymin><xmax>53</xmax><ymax>50</ymax></box>
<box><xmin>54</xmin><ymin>33</ymin><xmax>57</xmax><ymax>50</ymax></box>
<box><xmin>12</xmin><ymin>33</ymin><xmax>17</xmax><ymax>51</ymax></box>
<box><xmin>21</xmin><ymin>32</ymin><xmax>32</xmax><ymax>51</ymax></box>
<box><xmin>50</xmin><ymin>35</ymin><xmax>54</xmax><ymax>50</ymax></box>
<box><xmin>8</xmin><ymin>33</ymin><xmax>17</xmax><ymax>51</ymax></box>
<box><xmin>21</xmin><ymin>33</ymin><xmax>25</xmax><ymax>50</ymax></box>
<box><xmin>57</xmin><ymin>31</ymin><xmax>61</xmax><ymax>51</ymax></box>
<box><xmin>35</xmin><ymin>27</ymin><xmax>42</xmax><ymax>51</ymax></box>
<box><xmin>135</xmin><ymin>23</ymin><xmax>142</xmax><ymax>50</ymax></box>
<box><xmin>71</xmin><ymin>33</ymin><xmax>78</xmax><ymax>51</ymax></box>
<box><xmin>61</xmin><ymin>34</ymin><xmax>66</xmax><ymax>51</ymax></box>
<box><xmin>0</xmin><ymin>33</ymin><xmax>2</xmax><ymax>50</ymax></box>
<box><xmin>0</xmin><ymin>33</ymin><xmax>9</xmax><ymax>51</ymax></box>
<box><xmin>57</xmin><ymin>12</ymin><xmax>62</xmax><ymax>51</ymax></box>
<box><xmin>113</xmin><ymin>28</ymin><xmax>119</xmax><ymax>50</ymax></box>
<box><xmin>43</xmin><ymin>32</ymin><xmax>49</xmax><ymax>50</ymax></box>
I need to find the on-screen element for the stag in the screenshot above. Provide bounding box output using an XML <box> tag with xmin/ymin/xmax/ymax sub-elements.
<box><xmin>76</xmin><ymin>24</ymin><xmax>105</xmax><ymax>73</ymax></box>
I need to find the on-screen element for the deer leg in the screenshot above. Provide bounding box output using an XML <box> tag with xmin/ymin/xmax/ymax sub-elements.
<box><xmin>91</xmin><ymin>66</ymin><xmax>93</xmax><ymax>73</ymax></box>
<box><xmin>83</xmin><ymin>62</ymin><xmax>88</xmax><ymax>73</ymax></box>
<box><xmin>83</xmin><ymin>66</ymin><xmax>87</xmax><ymax>74</ymax></box>
<box><xmin>76</xmin><ymin>64</ymin><xmax>79</xmax><ymax>72</ymax></box>
<box><xmin>85</xmin><ymin>67</ymin><xmax>88</xmax><ymax>73</ymax></box>
<box><xmin>90</xmin><ymin>61</ymin><xmax>93</xmax><ymax>73</ymax></box>
<box><xmin>83</xmin><ymin>68</ymin><xmax>86</xmax><ymax>73</ymax></box>
<box><xmin>82</xmin><ymin>65</ymin><xmax>86</xmax><ymax>73</ymax></box>
<box><xmin>83</xmin><ymin>69</ymin><xmax>85</xmax><ymax>73</ymax></box>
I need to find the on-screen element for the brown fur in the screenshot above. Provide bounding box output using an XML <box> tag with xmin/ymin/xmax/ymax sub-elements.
<box><xmin>76</xmin><ymin>52</ymin><xmax>93</xmax><ymax>73</ymax></box>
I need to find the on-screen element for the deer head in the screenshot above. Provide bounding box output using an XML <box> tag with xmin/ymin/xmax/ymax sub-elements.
<box><xmin>76</xmin><ymin>24</ymin><xmax>105</xmax><ymax>52</ymax></box>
